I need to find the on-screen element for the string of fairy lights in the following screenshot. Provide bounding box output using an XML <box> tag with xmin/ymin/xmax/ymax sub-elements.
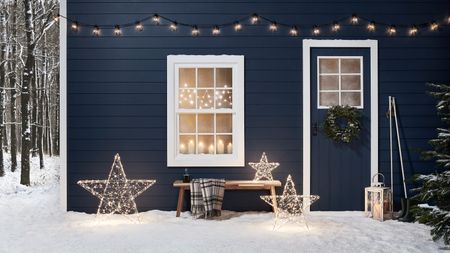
<box><xmin>57</xmin><ymin>13</ymin><xmax>450</xmax><ymax>37</ymax></box>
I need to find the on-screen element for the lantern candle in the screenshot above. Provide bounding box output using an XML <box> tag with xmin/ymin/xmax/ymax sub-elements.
<box><xmin>217</xmin><ymin>139</ymin><xmax>224</xmax><ymax>154</ymax></box>
<box><xmin>227</xmin><ymin>142</ymin><xmax>232</xmax><ymax>154</ymax></box>
<box><xmin>188</xmin><ymin>140</ymin><xmax>195</xmax><ymax>154</ymax></box>
<box><xmin>208</xmin><ymin>144</ymin><xmax>215</xmax><ymax>154</ymax></box>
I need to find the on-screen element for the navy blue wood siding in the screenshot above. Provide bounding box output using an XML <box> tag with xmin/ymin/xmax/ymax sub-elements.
<box><xmin>67</xmin><ymin>0</ymin><xmax>450</xmax><ymax>212</ymax></box>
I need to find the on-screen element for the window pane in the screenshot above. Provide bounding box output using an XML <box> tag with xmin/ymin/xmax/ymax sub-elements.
<box><xmin>216</xmin><ymin>68</ymin><xmax>232</xmax><ymax>88</ymax></box>
<box><xmin>179</xmin><ymin>68</ymin><xmax>196</xmax><ymax>88</ymax></box>
<box><xmin>198</xmin><ymin>68</ymin><xmax>214</xmax><ymax>88</ymax></box>
<box><xmin>319</xmin><ymin>92</ymin><xmax>339</xmax><ymax>107</ymax></box>
<box><xmin>341</xmin><ymin>59</ymin><xmax>361</xmax><ymax>73</ymax></box>
<box><xmin>341</xmin><ymin>75</ymin><xmax>361</xmax><ymax>90</ymax></box>
<box><xmin>215</xmin><ymin>89</ymin><xmax>232</xmax><ymax>109</ymax></box>
<box><xmin>198</xmin><ymin>135</ymin><xmax>214</xmax><ymax>154</ymax></box>
<box><xmin>198</xmin><ymin>114</ymin><xmax>214</xmax><ymax>133</ymax></box>
<box><xmin>319</xmin><ymin>59</ymin><xmax>339</xmax><ymax>73</ymax></box>
<box><xmin>216</xmin><ymin>135</ymin><xmax>232</xmax><ymax>154</ymax></box>
<box><xmin>197</xmin><ymin>89</ymin><xmax>214</xmax><ymax>109</ymax></box>
<box><xmin>319</xmin><ymin>75</ymin><xmax>339</xmax><ymax>90</ymax></box>
<box><xmin>216</xmin><ymin>113</ymin><xmax>232</xmax><ymax>133</ymax></box>
<box><xmin>341</xmin><ymin>92</ymin><xmax>361</xmax><ymax>107</ymax></box>
<box><xmin>179</xmin><ymin>135</ymin><xmax>196</xmax><ymax>154</ymax></box>
<box><xmin>179</xmin><ymin>88</ymin><xmax>196</xmax><ymax>109</ymax></box>
<box><xmin>179</xmin><ymin>114</ymin><xmax>196</xmax><ymax>133</ymax></box>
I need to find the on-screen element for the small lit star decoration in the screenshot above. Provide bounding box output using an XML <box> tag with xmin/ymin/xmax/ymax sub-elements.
<box><xmin>261</xmin><ymin>175</ymin><xmax>320</xmax><ymax>230</ymax></box>
<box><xmin>248</xmin><ymin>152</ymin><xmax>280</xmax><ymax>181</ymax></box>
<box><xmin>77</xmin><ymin>153</ymin><xmax>156</xmax><ymax>215</ymax></box>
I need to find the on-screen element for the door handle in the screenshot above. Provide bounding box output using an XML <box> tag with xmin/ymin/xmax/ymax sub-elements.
<box><xmin>312</xmin><ymin>122</ymin><xmax>318</xmax><ymax>136</ymax></box>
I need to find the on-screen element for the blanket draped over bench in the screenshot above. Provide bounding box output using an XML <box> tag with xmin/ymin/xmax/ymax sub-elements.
<box><xmin>190</xmin><ymin>179</ymin><xmax>225</xmax><ymax>218</ymax></box>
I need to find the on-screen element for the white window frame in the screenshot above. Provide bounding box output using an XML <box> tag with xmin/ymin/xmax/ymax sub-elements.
<box><xmin>317</xmin><ymin>56</ymin><xmax>364</xmax><ymax>109</ymax></box>
<box><xmin>167</xmin><ymin>55</ymin><xmax>245</xmax><ymax>167</ymax></box>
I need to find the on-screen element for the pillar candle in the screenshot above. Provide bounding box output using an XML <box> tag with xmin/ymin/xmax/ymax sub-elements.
<box><xmin>208</xmin><ymin>144</ymin><xmax>214</xmax><ymax>154</ymax></box>
<box><xmin>217</xmin><ymin>139</ymin><xmax>224</xmax><ymax>154</ymax></box>
<box><xmin>198</xmin><ymin>142</ymin><xmax>204</xmax><ymax>154</ymax></box>
<box><xmin>180</xmin><ymin>143</ymin><xmax>186</xmax><ymax>154</ymax></box>
<box><xmin>227</xmin><ymin>142</ymin><xmax>232</xmax><ymax>154</ymax></box>
<box><xmin>188</xmin><ymin>140</ymin><xmax>195</xmax><ymax>154</ymax></box>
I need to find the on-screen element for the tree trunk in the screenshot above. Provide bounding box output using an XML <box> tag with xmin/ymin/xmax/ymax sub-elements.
<box><xmin>0</xmin><ymin>8</ymin><xmax>6</xmax><ymax>177</ymax></box>
<box><xmin>20</xmin><ymin>0</ymin><xmax>34</xmax><ymax>186</ymax></box>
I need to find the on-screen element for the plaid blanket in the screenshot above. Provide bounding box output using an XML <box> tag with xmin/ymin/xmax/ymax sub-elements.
<box><xmin>190</xmin><ymin>178</ymin><xmax>225</xmax><ymax>218</ymax></box>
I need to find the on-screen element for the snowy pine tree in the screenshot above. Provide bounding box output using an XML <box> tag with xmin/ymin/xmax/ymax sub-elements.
<box><xmin>413</xmin><ymin>83</ymin><xmax>450</xmax><ymax>245</ymax></box>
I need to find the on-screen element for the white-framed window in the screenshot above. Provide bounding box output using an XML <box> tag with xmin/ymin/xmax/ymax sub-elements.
<box><xmin>317</xmin><ymin>56</ymin><xmax>363</xmax><ymax>109</ymax></box>
<box><xmin>167</xmin><ymin>55</ymin><xmax>245</xmax><ymax>167</ymax></box>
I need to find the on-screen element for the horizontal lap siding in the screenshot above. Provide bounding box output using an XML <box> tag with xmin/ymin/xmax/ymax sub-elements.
<box><xmin>67</xmin><ymin>0</ymin><xmax>450</xmax><ymax>212</ymax></box>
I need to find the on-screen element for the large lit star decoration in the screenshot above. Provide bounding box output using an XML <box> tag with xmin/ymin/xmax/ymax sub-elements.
<box><xmin>77</xmin><ymin>153</ymin><xmax>156</xmax><ymax>215</ymax></box>
<box><xmin>249</xmin><ymin>152</ymin><xmax>280</xmax><ymax>181</ymax></box>
<box><xmin>261</xmin><ymin>175</ymin><xmax>320</xmax><ymax>229</ymax></box>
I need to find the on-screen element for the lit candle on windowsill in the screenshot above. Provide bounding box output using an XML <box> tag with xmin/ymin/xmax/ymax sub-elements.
<box><xmin>180</xmin><ymin>143</ymin><xmax>186</xmax><ymax>154</ymax></box>
<box><xmin>198</xmin><ymin>142</ymin><xmax>205</xmax><ymax>154</ymax></box>
<box><xmin>227</xmin><ymin>142</ymin><xmax>232</xmax><ymax>154</ymax></box>
<box><xmin>217</xmin><ymin>139</ymin><xmax>224</xmax><ymax>154</ymax></box>
<box><xmin>208</xmin><ymin>144</ymin><xmax>214</xmax><ymax>154</ymax></box>
<box><xmin>188</xmin><ymin>140</ymin><xmax>195</xmax><ymax>154</ymax></box>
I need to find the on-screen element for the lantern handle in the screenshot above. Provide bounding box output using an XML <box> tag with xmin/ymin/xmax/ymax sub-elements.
<box><xmin>371</xmin><ymin>173</ymin><xmax>385</xmax><ymax>187</ymax></box>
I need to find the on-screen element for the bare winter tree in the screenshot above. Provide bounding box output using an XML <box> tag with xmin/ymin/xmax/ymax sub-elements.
<box><xmin>0</xmin><ymin>0</ymin><xmax>59</xmax><ymax>183</ymax></box>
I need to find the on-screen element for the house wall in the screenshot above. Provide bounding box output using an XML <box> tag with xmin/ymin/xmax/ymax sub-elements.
<box><xmin>67</xmin><ymin>0</ymin><xmax>450</xmax><ymax>212</ymax></box>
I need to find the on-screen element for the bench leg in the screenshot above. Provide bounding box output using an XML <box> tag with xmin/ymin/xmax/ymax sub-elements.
<box><xmin>270</xmin><ymin>186</ymin><xmax>278</xmax><ymax>214</ymax></box>
<box><xmin>176</xmin><ymin>187</ymin><xmax>185</xmax><ymax>217</ymax></box>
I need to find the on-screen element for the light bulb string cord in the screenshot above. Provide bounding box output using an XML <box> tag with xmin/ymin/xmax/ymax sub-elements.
<box><xmin>58</xmin><ymin>13</ymin><xmax>449</xmax><ymax>30</ymax></box>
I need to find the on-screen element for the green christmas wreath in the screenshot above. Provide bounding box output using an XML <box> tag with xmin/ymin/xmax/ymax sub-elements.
<box><xmin>322</xmin><ymin>105</ymin><xmax>361</xmax><ymax>143</ymax></box>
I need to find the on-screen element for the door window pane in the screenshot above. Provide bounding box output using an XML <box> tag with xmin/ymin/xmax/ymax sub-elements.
<box><xmin>319</xmin><ymin>92</ymin><xmax>339</xmax><ymax>107</ymax></box>
<box><xmin>319</xmin><ymin>75</ymin><xmax>339</xmax><ymax>90</ymax></box>
<box><xmin>341</xmin><ymin>59</ymin><xmax>361</xmax><ymax>73</ymax></box>
<box><xmin>341</xmin><ymin>75</ymin><xmax>361</xmax><ymax>90</ymax></box>
<box><xmin>341</xmin><ymin>92</ymin><xmax>361</xmax><ymax>107</ymax></box>
<box><xmin>319</xmin><ymin>59</ymin><xmax>339</xmax><ymax>73</ymax></box>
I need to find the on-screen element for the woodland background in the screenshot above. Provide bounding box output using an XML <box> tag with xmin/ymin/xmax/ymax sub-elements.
<box><xmin>0</xmin><ymin>0</ymin><xmax>59</xmax><ymax>185</ymax></box>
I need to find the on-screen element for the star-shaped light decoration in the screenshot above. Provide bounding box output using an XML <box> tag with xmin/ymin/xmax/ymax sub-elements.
<box><xmin>261</xmin><ymin>175</ymin><xmax>320</xmax><ymax>230</ymax></box>
<box><xmin>77</xmin><ymin>153</ymin><xmax>156</xmax><ymax>215</ymax></box>
<box><xmin>248</xmin><ymin>152</ymin><xmax>280</xmax><ymax>181</ymax></box>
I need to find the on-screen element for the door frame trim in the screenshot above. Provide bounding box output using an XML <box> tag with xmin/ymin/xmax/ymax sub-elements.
<box><xmin>302</xmin><ymin>39</ymin><xmax>378</xmax><ymax>210</ymax></box>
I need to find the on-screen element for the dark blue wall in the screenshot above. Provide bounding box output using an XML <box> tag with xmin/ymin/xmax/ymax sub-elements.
<box><xmin>67</xmin><ymin>0</ymin><xmax>450</xmax><ymax>212</ymax></box>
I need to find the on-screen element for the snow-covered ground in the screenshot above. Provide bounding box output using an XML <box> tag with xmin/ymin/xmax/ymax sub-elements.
<box><xmin>0</xmin><ymin>156</ymin><xmax>444</xmax><ymax>253</ymax></box>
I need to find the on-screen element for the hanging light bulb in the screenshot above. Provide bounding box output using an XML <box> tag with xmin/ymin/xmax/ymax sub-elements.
<box><xmin>351</xmin><ymin>14</ymin><xmax>359</xmax><ymax>24</ymax></box>
<box><xmin>92</xmin><ymin>25</ymin><xmax>101</xmax><ymax>36</ymax></box>
<box><xmin>113</xmin><ymin>25</ymin><xmax>122</xmax><ymax>36</ymax></box>
<box><xmin>387</xmin><ymin>25</ymin><xmax>397</xmax><ymax>36</ymax></box>
<box><xmin>367</xmin><ymin>21</ymin><xmax>376</xmax><ymax>32</ymax></box>
<box><xmin>169</xmin><ymin>22</ymin><xmax>178</xmax><ymax>31</ymax></box>
<box><xmin>331</xmin><ymin>21</ymin><xmax>341</xmax><ymax>32</ymax></box>
<box><xmin>269</xmin><ymin>22</ymin><xmax>278</xmax><ymax>32</ymax></box>
<box><xmin>408</xmin><ymin>25</ymin><xmax>418</xmax><ymax>36</ymax></box>
<box><xmin>447</xmin><ymin>16</ymin><xmax>450</xmax><ymax>24</ymax></box>
<box><xmin>212</xmin><ymin>25</ymin><xmax>220</xmax><ymax>35</ymax></box>
<box><xmin>234</xmin><ymin>22</ymin><xmax>242</xmax><ymax>31</ymax></box>
<box><xmin>429</xmin><ymin>21</ymin><xmax>439</xmax><ymax>31</ymax></box>
<box><xmin>71</xmin><ymin>21</ymin><xmax>79</xmax><ymax>32</ymax></box>
<box><xmin>312</xmin><ymin>25</ymin><xmax>320</xmax><ymax>35</ymax></box>
<box><xmin>191</xmin><ymin>25</ymin><xmax>200</xmax><ymax>36</ymax></box>
<box><xmin>152</xmin><ymin>14</ymin><xmax>161</xmax><ymax>25</ymax></box>
<box><xmin>251</xmin><ymin>13</ymin><xmax>259</xmax><ymax>24</ymax></box>
<box><xmin>135</xmin><ymin>21</ymin><xmax>144</xmax><ymax>32</ymax></box>
<box><xmin>289</xmin><ymin>26</ymin><xmax>298</xmax><ymax>36</ymax></box>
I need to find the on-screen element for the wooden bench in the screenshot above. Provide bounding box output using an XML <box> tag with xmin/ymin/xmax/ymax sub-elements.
<box><xmin>173</xmin><ymin>180</ymin><xmax>282</xmax><ymax>217</ymax></box>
